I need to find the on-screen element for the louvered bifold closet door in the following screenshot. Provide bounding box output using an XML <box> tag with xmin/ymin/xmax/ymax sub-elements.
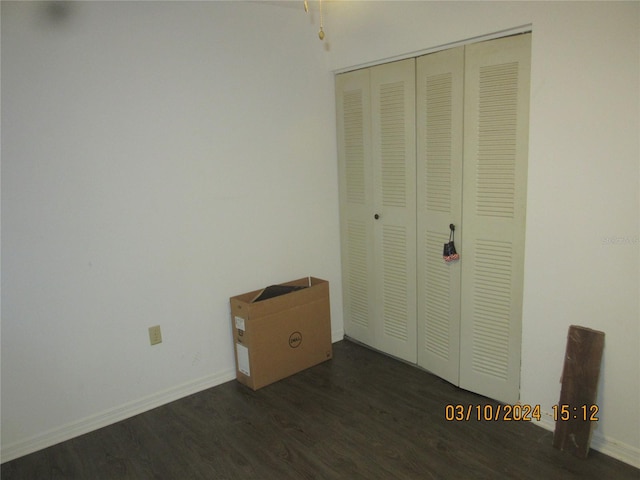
<box><xmin>370</xmin><ymin>59</ymin><xmax>417</xmax><ymax>363</ymax></box>
<box><xmin>459</xmin><ymin>34</ymin><xmax>531</xmax><ymax>404</ymax></box>
<box><xmin>416</xmin><ymin>47</ymin><xmax>464</xmax><ymax>384</ymax></box>
<box><xmin>336</xmin><ymin>68</ymin><xmax>376</xmax><ymax>348</ymax></box>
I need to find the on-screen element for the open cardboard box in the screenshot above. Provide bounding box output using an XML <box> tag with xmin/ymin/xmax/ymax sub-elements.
<box><xmin>230</xmin><ymin>277</ymin><xmax>332</xmax><ymax>390</ymax></box>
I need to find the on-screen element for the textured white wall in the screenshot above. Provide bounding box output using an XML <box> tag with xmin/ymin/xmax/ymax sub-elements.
<box><xmin>1</xmin><ymin>0</ymin><xmax>342</xmax><ymax>460</ymax></box>
<box><xmin>327</xmin><ymin>0</ymin><xmax>639</xmax><ymax>467</ymax></box>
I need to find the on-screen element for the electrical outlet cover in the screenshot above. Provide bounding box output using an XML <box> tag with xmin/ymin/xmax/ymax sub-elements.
<box><xmin>148</xmin><ymin>325</ymin><xmax>162</xmax><ymax>345</ymax></box>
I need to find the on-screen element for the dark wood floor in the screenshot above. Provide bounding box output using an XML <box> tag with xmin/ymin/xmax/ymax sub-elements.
<box><xmin>2</xmin><ymin>340</ymin><xmax>638</xmax><ymax>479</ymax></box>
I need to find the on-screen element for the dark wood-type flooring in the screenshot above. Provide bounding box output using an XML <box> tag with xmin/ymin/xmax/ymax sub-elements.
<box><xmin>2</xmin><ymin>340</ymin><xmax>638</xmax><ymax>479</ymax></box>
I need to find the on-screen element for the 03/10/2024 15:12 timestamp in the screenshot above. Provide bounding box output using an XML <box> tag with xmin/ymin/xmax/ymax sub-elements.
<box><xmin>444</xmin><ymin>404</ymin><xmax>599</xmax><ymax>422</ymax></box>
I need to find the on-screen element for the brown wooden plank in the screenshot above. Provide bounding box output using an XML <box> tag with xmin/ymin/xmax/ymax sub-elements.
<box><xmin>553</xmin><ymin>325</ymin><xmax>605</xmax><ymax>458</ymax></box>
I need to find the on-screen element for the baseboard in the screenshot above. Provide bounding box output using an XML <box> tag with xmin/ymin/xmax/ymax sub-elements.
<box><xmin>1</xmin><ymin>368</ymin><xmax>237</xmax><ymax>464</ymax></box>
<box><xmin>4</xmin><ymin>347</ymin><xmax>636</xmax><ymax>470</ymax></box>
<box><xmin>538</xmin><ymin>417</ymin><xmax>640</xmax><ymax>469</ymax></box>
<box><xmin>332</xmin><ymin>329</ymin><xmax>345</xmax><ymax>343</ymax></box>
<box><xmin>591</xmin><ymin>433</ymin><xmax>640</xmax><ymax>469</ymax></box>
<box><xmin>2</xmin><ymin>331</ymin><xmax>346</xmax><ymax>464</ymax></box>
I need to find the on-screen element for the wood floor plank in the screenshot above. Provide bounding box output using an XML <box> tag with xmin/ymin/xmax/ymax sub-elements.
<box><xmin>2</xmin><ymin>340</ymin><xmax>637</xmax><ymax>479</ymax></box>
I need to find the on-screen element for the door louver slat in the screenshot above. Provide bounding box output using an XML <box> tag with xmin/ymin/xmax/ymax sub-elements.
<box><xmin>471</xmin><ymin>239</ymin><xmax>512</xmax><ymax>380</ymax></box>
<box><xmin>346</xmin><ymin>220</ymin><xmax>369</xmax><ymax>328</ymax></box>
<box><xmin>343</xmin><ymin>90</ymin><xmax>366</xmax><ymax>205</ymax></box>
<box><xmin>476</xmin><ymin>62</ymin><xmax>519</xmax><ymax>218</ymax></box>
<box><xmin>383</xmin><ymin>225</ymin><xmax>409</xmax><ymax>341</ymax></box>
<box><xmin>380</xmin><ymin>81</ymin><xmax>407</xmax><ymax>208</ymax></box>
<box><xmin>425</xmin><ymin>73</ymin><xmax>453</xmax><ymax>214</ymax></box>
<box><xmin>423</xmin><ymin>231</ymin><xmax>451</xmax><ymax>360</ymax></box>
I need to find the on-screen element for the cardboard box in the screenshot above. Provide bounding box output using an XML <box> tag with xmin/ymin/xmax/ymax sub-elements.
<box><xmin>230</xmin><ymin>277</ymin><xmax>333</xmax><ymax>390</ymax></box>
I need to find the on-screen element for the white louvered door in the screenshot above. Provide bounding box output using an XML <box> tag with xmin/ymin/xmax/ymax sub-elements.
<box><xmin>336</xmin><ymin>68</ymin><xmax>376</xmax><ymax>348</ymax></box>
<box><xmin>459</xmin><ymin>34</ymin><xmax>531</xmax><ymax>403</ymax></box>
<box><xmin>371</xmin><ymin>59</ymin><xmax>417</xmax><ymax>363</ymax></box>
<box><xmin>336</xmin><ymin>59</ymin><xmax>417</xmax><ymax>363</ymax></box>
<box><xmin>416</xmin><ymin>46</ymin><xmax>464</xmax><ymax>384</ymax></box>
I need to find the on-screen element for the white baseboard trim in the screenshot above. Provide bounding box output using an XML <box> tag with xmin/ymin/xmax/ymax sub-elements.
<box><xmin>332</xmin><ymin>329</ymin><xmax>345</xmax><ymax>343</ymax></box>
<box><xmin>1</xmin><ymin>368</ymin><xmax>237</xmax><ymax>464</ymax></box>
<box><xmin>5</xmin><ymin>343</ymin><xmax>636</xmax><ymax>470</ymax></box>
<box><xmin>538</xmin><ymin>417</ymin><xmax>640</xmax><ymax>469</ymax></box>
<box><xmin>2</xmin><ymin>332</ymin><xmax>346</xmax><ymax>464</ymax></box>
<box><xmin>591</xmin><ymin>433</ymin><xmax>640</xmax><ymax>469</ymax></box>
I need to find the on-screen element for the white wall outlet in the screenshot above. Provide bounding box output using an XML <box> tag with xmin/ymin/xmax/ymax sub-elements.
<box><xmin>148</xmin><ymin>325</ymin><xmax>162</xmax><ymax>346</ymax></box>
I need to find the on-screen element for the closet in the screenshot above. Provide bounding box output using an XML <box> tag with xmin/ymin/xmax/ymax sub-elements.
<box><xmin>336</xmin><ymin>34</ymin><xmax>531</xmax><ymax>404</ymax></box>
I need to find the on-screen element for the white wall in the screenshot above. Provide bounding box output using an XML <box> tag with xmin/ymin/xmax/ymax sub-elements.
<box><xmin>1</xmin><ymin>1</ymin><xmax>342</xmax><ymax>461</ymax></box>
<box><xmin>327</xmin><ymin>0</ymin><xmax>639</xmax><ymax>467</ymax></box>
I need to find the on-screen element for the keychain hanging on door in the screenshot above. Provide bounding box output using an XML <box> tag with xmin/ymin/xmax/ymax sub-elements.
<box><xmin>443</xmin><ymin>224</ymin><xmax>460</xmax><ymax>263</ymax></box>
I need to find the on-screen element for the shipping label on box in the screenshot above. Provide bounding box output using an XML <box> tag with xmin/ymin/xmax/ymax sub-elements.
<box><xmin>235</xmin><ymin>343</ymin><xmax>250</xmax><ymax>376</ymax></box>
<box><xmin>234</xmin><ymin>316</ymin><xmax>245</xmax><ymax>332</ymax></box>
